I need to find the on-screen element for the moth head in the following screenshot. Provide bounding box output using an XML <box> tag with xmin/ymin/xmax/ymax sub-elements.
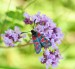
<box><xmin>31</xmin><ymin>30</ymin><xmax>37</xmax><ymax>37</ymax></box>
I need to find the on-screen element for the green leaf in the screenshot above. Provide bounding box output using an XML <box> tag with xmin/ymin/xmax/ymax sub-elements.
<box><xmin>14</xmin><ymin>23</ymin><xmax>24</xmax><ymax>28</ymax></box>
<box><xmin>6</xmin><ymin>11</ymin><xmax>16</xmax><ymax>19</ymax></box>
<box><xmin>6</xmin><ymin>11</ymin><xmax>24</xmax><ymax>21</ymax></box>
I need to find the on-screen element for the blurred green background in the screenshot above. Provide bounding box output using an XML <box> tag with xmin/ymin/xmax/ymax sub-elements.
<box><xmin>0</xmin><ymin>0</ymin><xmax>75</xmax><ymax>69</ymax></box>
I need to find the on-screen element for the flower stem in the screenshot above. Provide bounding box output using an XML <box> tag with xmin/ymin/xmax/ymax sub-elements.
<box><xmin>0</xmin><ymin>42</ymin><xmax>33</xmax><ymax>48</ymax></box>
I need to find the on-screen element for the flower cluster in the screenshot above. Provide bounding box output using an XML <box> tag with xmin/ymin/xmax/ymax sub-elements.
<box><xmin>1</xmin><ymin>26</ymin><xmax>25</xmax><ymax>46</ymax></box>
<box><xmin>24</xmin><ymin>12</ymin><xmax>63</xmax><ymax>49</ymax></box>
<box><xmin>24</xmin><ymin>12</ymin><xmax>63</xmax><ymax>69</ymax></box>
<box><xmin>24</xmin><ymin>12</ymin><xmax>49</xmax><ymax>25</ymax></box>
<box><xmin>40</xmin><ymin>49</ymin><xmax>62</xmax><ymax>69</ymax></box>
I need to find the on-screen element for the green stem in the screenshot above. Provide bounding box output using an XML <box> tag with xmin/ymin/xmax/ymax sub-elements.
<box><xmin>0</xmin><ymin>42</ymin><xmax>33</xmax><ymax>48</ymax></box>
<box><xmin>23</xmin><ymin>0</ymin><xmax>37</xmax><ymax>10</ymax></box>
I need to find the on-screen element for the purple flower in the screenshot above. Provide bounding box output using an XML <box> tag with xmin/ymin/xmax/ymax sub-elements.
<box><xmin>32</xmin><ymin>12</ymin><xmax>49</xmax><ymax>25</ymax></box>
<box><xmin>51</xmin><ymin>61</ymin><xmax>58</xmax><ymax>68</ymax></box>
<box><xmin>24</xmin><ymin>13</ymin><xmax>33</xmax><ymax>24</ymax></box>
<box><xmin>1</xmin><ymin>26</ymin><xmax>26</xmax><ymax>46</ymax></box>
<box><xmin>2</xmin><ymin>36</ymin><xmax>14</xmax><ymax>46</ymax></box>
<box><xmin>45</xmin><ymin>49</ymin><xmax>50</xmax><ymax>56</ymax></box>
<box><xmin>31</xmin><ymin>13</ymin><xmax>63</xmax><ymax>49</ymax></box>
<box><xmin>34</xmin><ymin>24</ymin><xmax>44</xmax><ymax>34</ymax></box>
<box><xmin>24</xmin><ymin>13</ymin><xmax>30</xmax><ymax>19</ymax></box>
<box><xmin>31</xmin><ymin>12</ymin><xmax>41</xmax><ymax>23</ymax></box>
<box><xmin>39</xmin><ymin>49</ymin><xmax>62</xmax><ymax>69</ymax></box>
<box><xmin>46</xmin><ymin>59</ymin><xmax>52</xmax><ymax>69</ymax></box>
<box><xmin>23</xmin><ymin>12</ymin><xmax>64</xmax><ymax>48</ymax></box>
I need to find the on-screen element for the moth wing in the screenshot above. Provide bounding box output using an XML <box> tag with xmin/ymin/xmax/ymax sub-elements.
<box><xmin>32</xmin><ymin>36</ymin><xmax>41</xmax><ymax>54</ymax></box>
<box><xmin>40</xmin><ymin>35</ymin><xmax>52</xmax><ymax>48</ymax></box>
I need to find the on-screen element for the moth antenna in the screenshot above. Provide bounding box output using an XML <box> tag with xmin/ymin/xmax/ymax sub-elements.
<box><xmin>21</xmin><ymin>31</ymin><xmax>31</xmax><ymax>34</ymax></box>
<box><xmin>33</xmin><ymin>19</ymin><xmax>36</xmax><ymax>29</ymax></box>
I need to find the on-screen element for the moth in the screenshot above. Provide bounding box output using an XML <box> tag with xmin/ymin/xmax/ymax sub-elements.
<box><xmin>31</xmin><ymin>30</ymin><xmax>51</xmax><ymax>54</ymax></box>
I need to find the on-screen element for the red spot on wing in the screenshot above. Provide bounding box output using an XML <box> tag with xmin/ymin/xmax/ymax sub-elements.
<box><xmin>34</xmin><ymin>42</ymin><xmax>40</xmax><ymax>50</ymax></box>
<box><xmin>38</xmin><ymin>33</ymin><xmax>41</xmax><ymax>37</ymax></box>
<box><xmin>34</xmin><ymin>42</ymin><xmax>39</xmax><ymax>45</ymax></box>
<box><xmin>32</xmin><ymin>36</ymin><xmax>36</xmax><ymax>40</ymax></box>
<box><xmin>35</xmin><ymin>45</ymin><xmax>38</xmax><ymax>49</ymax></box>
<box><xmin>46</xmin><ymin>40</ymin><xmax>48</xmax><ymax>42</ymax></box>
<box><xmin>41</xmin><ymin>38</ymin><xmax>45</xmax><ymax>42</ymax></box>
